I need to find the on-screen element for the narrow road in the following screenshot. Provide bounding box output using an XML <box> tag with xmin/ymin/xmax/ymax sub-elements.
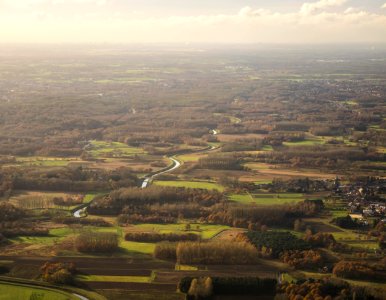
<box><xmin>73</xmin><ymin>293</ymin><xmax>89</xmax><ymax>300</ymax></box>
<box><xmin>141</xmin><ymin>157</ymin><xmax>181</xmax><ymax>188</ymax></box>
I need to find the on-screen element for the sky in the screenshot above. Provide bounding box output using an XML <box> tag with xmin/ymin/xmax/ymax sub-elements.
<box><xmin>0</xmin><ymin>0</ymin><xmax>386</xmax><ymax>44</ymax></box>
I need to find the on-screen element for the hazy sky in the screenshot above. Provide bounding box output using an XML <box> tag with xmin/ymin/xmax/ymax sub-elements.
<box><xmin>1</xmin><ymin>0</ymin><xmax>386</xmax><ymax>43</ymax></box>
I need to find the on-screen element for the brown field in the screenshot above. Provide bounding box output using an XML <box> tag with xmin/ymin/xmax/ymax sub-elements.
<box><xmin>305</xmin><ymin>219</ymin><xmax>344</xmax><ymax>233</ymax></box>
<box><xmin>96</xmin><ymin>290</ymin><xmax>184</xmax><ymax>300</ymax></box>
<box><xmin>216</xmin><ymin>134</ymin><xmax>266</xmax><ymax>143</ymax></box>
<box><xmin>211</xmin><ymin>229</ymin><xmax>245</xmax><ymax>241</ymax></box>
<box><xmin>188</xmin><ymin>169</ymin><xmax>251</xmax><ymax>179</ymax></box>
<box><xmin>9</xmin><ymin>190</ymin><xmax>82</xmax><ymax>205</ymax></box>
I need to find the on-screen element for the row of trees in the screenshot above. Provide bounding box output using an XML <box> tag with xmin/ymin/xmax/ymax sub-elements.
<box><xmin>217</xmin><ymin>200</ymin><xmax>323</xmax><ymax>229</ymax></box>
<box><xmin>53</xmin><ymin>216</ymin><xmax>110</xmax><ymax>227</ymax></box>
<box><xmin>256</xmin><ymin>145</ymin><xmax>383</xmax><ymax>170</ymax></box>
<box><xmin>0</xmin><ymin>166</ymin><xmax>138</xmax><ymax>193</ymax></box>
<box><xmin>154</xmin><ymin>241</ymin><xmax>258</xmax><ymax>265</ymax></box>
<box><xmin>245</xmin><ymin>231</ymin><xmax>310</xmax><ymax>258</ymax></box>
<box><xmin>124</xmin><ymin>232</ymin><xmax>199</xmax><ymax>243</ymax></box>
<box><xmin>179</xmin><ymin>276</ymin><xmax>277</xmax><ymax>299</ymax></box>
<box><xmin>74</xmin><ymin>232</ymin><xmax>119</xmax><ymax>253</ymax></box>
<box><xmin>332</xmin><ymin>261</ymin><xmax>385</xmax><ymax>281</ymax></box>
<box><xmin>279</xmin><ymin>278</ymin><xmax>385</xmax><ymax>299</ymax></box>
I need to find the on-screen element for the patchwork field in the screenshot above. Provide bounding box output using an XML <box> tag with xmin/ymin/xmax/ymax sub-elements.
<box><xmin>0</xmin><ymin>281</ymin><xmax>79</xmax><ymax>300</ymax></box>
<box><xmin>125</xmin><ymin>223</ymin><xmax>230</xmax><ymax>240</ymax></box>
<box><xmin>153</xmin><ymin>180</ymin><xmax>225</xmax><ymax>191</ymax></box>
<box><xmin>229</xmin><ymin>193</ymin><xmax>304</xmax><ymax>205</ymax></box>
<box><xmin>87</xmin><ymin>141</ymin><xmax>145</xmax><ymax>159</ymax></box>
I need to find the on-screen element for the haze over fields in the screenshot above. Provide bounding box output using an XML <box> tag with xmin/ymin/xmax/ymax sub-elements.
<box><xmin>1</xmin><ymin>0</ymin><xmax>386</xmax><ymax>43</ymax></box>
<box><xmin>0</xmin><ymin>1</ymin><xmax>386</xmax><ymax>300</ymax></box>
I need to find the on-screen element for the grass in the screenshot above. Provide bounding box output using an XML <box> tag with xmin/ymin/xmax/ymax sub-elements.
<box><xmin>120</xmin><ymin>241</ymin><xmax>156</xmax><ymax>255</ymax></box>
<box><xmin>330</xmin><ymin>209</ymin><xmax>349</xmax><ymax>218</ymax></box>
<box><xmin>229</xmin><ymin>193</ymin><xmax>304</xmax><ymax>205</ymax></box>
<box><xmin>283</xmin><ymin>138</ymin><xmax>324</xmax><ymax>147</ymax></box>
<box><xmin>0</xmin><ymin>281</ymin><xmax>79</xmax><ymax>300</ymax></box>
<box><xmin>84</xmin><ymin>192</ymin><xmax>105</xmax><ymax>203</ymax></box>
<box><xmin>87</xmin><ymin>140</ymin><xmax>145</xmax><ymax>158</ymax></box>
<box><xmin>77</xmin><ymin>275</ymin><xmax>151</xmax><ymax>283</ymax></box>
<box><xmin>15</xmin><ymin>156</ymin><xmax>76</xmax><ymax>167</ymax></box>
<box><xmin>153</xmin><ymin>180</ymin><xmax>225</xmax><ymax>192</ymax></box>
<box><xmin>175</xmin><ymin>264</ymin><xmax>198</xmax><ymax>271</ymax></box>
<box><xmin>100</xmin><ymin>290</ymin><xmax>183</xmax><ymax>300</ymax></box>
<box><xmin>312</xmin><ymin>216</ymin><xmax>380</xmax><ymax>250</ymax></box>
<box><xmin>178</xmin><ymin>153</ymin><xmax>202</xmax><ymax>162</ymax></box>
<box><xmin>245</xmin><ymin>162</ymin><xmax>271</xmax><ymax>170</ymax></box>
<box><xmin>10</xmin><ymin>227</ymin><xmax>74</xmax><ymax>245</ymax></box>
<box><xmin>128</xmin><ymin>223</ymin><xmax>230</xmax><ymax>240</ymax></box>
<box><xmin>213</xmin><ymin>113</ymin><xmax>241</xmax><ymax>124</ymax></box>
<box><xmin>262</xmin><ymin>145</ymin><xmax>273</xmax><ymax>151</ymax></box>
<box><xmin>300</xmin><ymin>272</ymin><xmax>386</xmax><ymax>290</ymax></box>
<box><xmin>254</xmin><ymin>180</ymin><xmax>272</xmax><ymax>184</ymax></box>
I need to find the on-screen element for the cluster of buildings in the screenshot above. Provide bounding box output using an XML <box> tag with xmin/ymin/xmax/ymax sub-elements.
<box><xmin>335</xmin><ymin>177</ymin><xmax>386</xmax><ymax>222</ymax></box>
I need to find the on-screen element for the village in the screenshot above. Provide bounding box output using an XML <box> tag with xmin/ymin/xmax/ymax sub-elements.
<box><xmin>335</xmin><ymin>177</ymin><xmax>386</xmax><ymax>225</ymax></box>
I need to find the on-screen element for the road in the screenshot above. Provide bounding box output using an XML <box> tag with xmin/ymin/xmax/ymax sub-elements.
<box><xmin>141</xmin><ymin>156</ymin><xmax>181</xmax><ymax>188</ymax></box>
<box><xmin>74</xmin><ymin>129</ymin><xmax>219</xmax><ymax>217</ymax></box>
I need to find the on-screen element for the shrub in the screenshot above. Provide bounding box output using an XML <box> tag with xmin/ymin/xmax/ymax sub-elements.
<box><xmin>304</xmin><ymin>232</ymin><xmax>337</xmax><ymax>248</ymax></box>
<box><xmin>0</xmin><ymin>202</ymin><xmax>25</xmax><ymax>222</ymax></box>
<box><xmin>332</xmin><ymin>261</ymin><xmax>379</xmax><ymax>281</ymax></box>
<box><xmin>40</xmin><ymin>262</ymin><xmax>76</xmax><ymax>285</ymax></box>
<box><xmin>332</xmin><ymin>215</ymin><xmax>363</xmax><ymax>229</ymax></box>
<box><xmin>0</xmin><ymin>265</ymin><xmax>9</xmax><ymax>274</ymax></box>
<box><xmin>278</xmin><ymin>278</ymin><xmax>349</xmax><ymax>299</ymax></box>
<box><xmin>281</xmin><ymin>250</ymin><xmax>324</xmax><ymax>270</ymax></box>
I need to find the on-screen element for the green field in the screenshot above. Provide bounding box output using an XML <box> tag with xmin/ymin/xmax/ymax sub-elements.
<box><xmin>0</xmin><ymin>281</ymin><xmax>79</xmax><ymax>300</ymax></box>
<box><xmin>77</xmin><ymin>275</ymin><xmax>151</xmax><ymax>283</ymax></box>
<box><xmin>244</xmin><ymin>162</ymin><xmax>271</xmax><ymax>170</ymax></box>
<box><xmin>261</xmin><ymin>145</ymin><xmax>274</xmax><ymax>151</ymax></box>
<box><xmin>229</xmin><ymin>193</ymin><xmax>304</xmax><ymax>205</ymax></box>
<box><xmin>10</xmin><ymin>227</ymin><xmax>77</xmax><ymax>246</ymax></box>
<box><xmin>129</xmin><ymin>223</ymin><xmax>229</xmax><ymax>239</ymax></box>
<box><xmin>120</xmin><ymin>241</ymin><xmax>156</xmax><ymax>254</ymax></box>
<box><xmin>254</xmin><ymin>180</ymin><xmax>273</xmax><ymax>184</ymax></box>
<box><xmin>153</xmin><ymin>180</ymin><xmax>225</xmax><ymax>192</ymax></box>
<box><xmin>283</xmin><ymin>138</ymin><xmax>325</xmax><ymax>147</ymax></box>
<box><xmin>87</xmin><ymin>140</ymin><xmax>145</xmax><ymax>158</ymax></box>
<box><xmin>178</xmin><ymin>153</ymin><xmax>202</xmax><ymax>162</ymax></box>
<box><xmin>15</xmin><ymin>156</ymin><xmax>76</xmax><ymax>167</ymax></box>
<box><xmin>84</xmin><ymin>192</ymin><xmax>105</xmax><ymax>203</ymax></box>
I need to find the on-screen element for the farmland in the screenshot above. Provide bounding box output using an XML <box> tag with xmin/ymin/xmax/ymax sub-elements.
<box><xmin>153</xmin><ymin>180</ymin><xmax>225</xmax><ymax>192</ymax></box>
<box><xmin>229</xmin><ymin>193</ymin><xmax>304</xmax><ymax>205</ymax></box>
<box><xmin>0</xmin><ymin>280</ymin><xmax>82</xmax><ymax>300</ymax></box>
<box><xmin>0</xmin><ymin>45</ymin><xmax>385</xmax><ymax>299</ymax></box>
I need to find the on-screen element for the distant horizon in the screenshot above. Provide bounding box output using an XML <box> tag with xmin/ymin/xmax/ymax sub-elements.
<box><xmin>1</xmin><ymin>42</ymin><xmax>386</xmax><ymax>47</ymax></box>
<box><xmin>1</xmin><ymin>0</ymin><xmax>386</xmax><ymax>44</ymax></box>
